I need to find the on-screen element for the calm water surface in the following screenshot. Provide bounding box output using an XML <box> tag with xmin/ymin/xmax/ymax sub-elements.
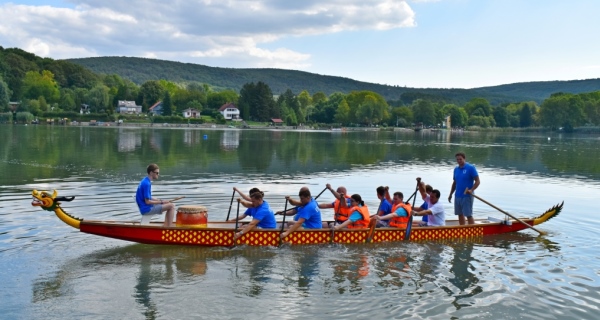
<box><xmin>1</xmin><ymin>125</ymin><xmax>599</xmax><ymax>319</ymax></box>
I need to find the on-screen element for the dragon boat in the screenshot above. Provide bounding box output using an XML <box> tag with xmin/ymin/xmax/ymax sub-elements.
<box><xmin>31</xmin><ymin>189</ymin><xmax>563</xmax><ymax>247</ymax></box>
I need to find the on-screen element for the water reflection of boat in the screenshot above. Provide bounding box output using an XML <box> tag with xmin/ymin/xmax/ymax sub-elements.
<box><xmin>32</xmin><ymin>190</ymin><xmax>563</xmax><ymax>247</ymax></box>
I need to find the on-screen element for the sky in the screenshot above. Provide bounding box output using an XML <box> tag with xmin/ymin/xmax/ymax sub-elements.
<box><xmin>0</xmin><ymin>0</ymin><xmax>598</xmax><ymax>89</ymax></box>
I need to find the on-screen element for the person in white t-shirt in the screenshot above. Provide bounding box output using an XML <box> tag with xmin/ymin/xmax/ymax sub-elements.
<box><xmin>411</xmin><ymin>189</ymin><xmax>445</xmax><ymax>227</ymax></box>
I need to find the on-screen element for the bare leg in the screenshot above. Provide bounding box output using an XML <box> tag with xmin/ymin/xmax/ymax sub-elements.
<box><xmin>467</xmin><ymin>216</ymin><xmax>475</xmax><ymax>225</ymax></box>
<box><xmin>458</xmin><ymin>215</ymin><xmax>466</xmax><ymax>225</ymax></box>
<box><xmin>163</xmin><ymin>203</ymin><xmax>175</xmax><ymax>227</ymax></box>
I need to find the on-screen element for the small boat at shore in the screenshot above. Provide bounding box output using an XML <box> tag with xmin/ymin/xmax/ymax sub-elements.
<box><xmin>31</xmin><ymin>190</ymin><xmax>563</xmax><ymax>247</ymax></box>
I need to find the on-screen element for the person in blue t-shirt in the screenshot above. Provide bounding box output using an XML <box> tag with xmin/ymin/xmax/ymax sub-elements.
<box><xmin>448</xmin><ymin>152</ymin><xmax>480</xmax><ymax>225</ymax></box>
<box><xmin>374</xmin><ymin>186</ymin><xmax>392</xmax><ymax>227</ymax></box>
<box><xmin>135</xmin><ymin>163</ymin><xmax>176</xmax><ymax>227</ymax></box>
<box><xmin>279</xmin><ymin>187</ymin><xmax>322</xmax><ymax>240</ymax></box>
<box><xmin>228</xmin><ymin>188</ymin><xmax>277</xmax><ymax>240</ymax></box>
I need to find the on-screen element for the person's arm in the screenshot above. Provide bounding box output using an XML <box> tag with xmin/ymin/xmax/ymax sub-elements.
<box><xmin>376</xmin><ymin>212</ymin><xmax>398</xmax><ymax>221</ymax></box>
<box><xmin>235</xmin><ymin>197</ymin><xmax>254</xmax><ymax>209</ymax></box>
<box><xmin>281</xmin><ymin>218</ymin><xmax>305</xmax><ymax>238</ymax></box>
<box><xmin>417</xmin><ymin>177</ymin><xmax>427</xmax><ymax>200</ymax></box>
<box><xmin>286</xmin><ymin>195</ymin><xmax>303</xmax><ymax>207</ymax></box>
<box><xmin>145</xmin><ymin>198</ymin><xmax>163</xmax><ymax>205</ymax></box>
<box><xmin>334</xmin><ymin>219</ymin><xmax>352</xmax><ymax>230</ymax></box>
<box><xmin>384</xmin><ymin>186</ymin><xmax>391</xmax><ymax>203</ymax></box>
<box><xmin>233</xmin><ymin>218</ymin><xmax>259</xmax><ymax>240</ymax></box>
<box><xmin>234</xmin><ymin>187</ymin><xmax>251</xmax><ymax>201</ymax></box>
<box><xmin>448</xmin><ymin>180</ymin><xmax>456</xmax><ymax>203</ymax></box>
<box><xmin>412</xmin><ymin>209</ymin><xmax>432</xmax><ymax>217</ymax></box>
<box><xmin>318</xmin><ymin>202</ymin><xmax>334</xmax><ymax>209</ymax></box>
<box><xmin>276</xmin><ymin>207</ymin><xmax>297</xmax><ymax>216</ymax></box>
<box><xmin>470</xmin><ymin>176</ymin><xmax>480</xmax><ymax>194</ymax></box>
<box><xmin>326</xmin><ymin>184</ymin><xmax>342</xmax><ymax>200</ymax></box>
<box><xmin>227</xmin><ymin>214</ymin><xmax>248</xmax><ymax>222</ymax></box>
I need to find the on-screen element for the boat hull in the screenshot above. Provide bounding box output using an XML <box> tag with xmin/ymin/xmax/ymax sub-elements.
<box><xmin>78</xmin><ymin>217</ymin><xmax>541</xmax><ymax>247</ymax></box>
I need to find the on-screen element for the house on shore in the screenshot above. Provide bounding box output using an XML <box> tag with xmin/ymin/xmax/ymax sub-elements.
<box><xmin>219</xmin><ymin>103</ymin><xmax>240</xmax><ymax>120</ymax></box>
<box><xmin>149</xmin><ymin>101</ymin><xmax>163</xmax><ymax>116</ymax></box>
<box><xmin>182</xmin><ymin>108</ymin><xmax>201</xmax><ymax>118</ymax></box>
<box><xmin>270</xmin><ymin>118</ymin><xmax>284</xmax><ymax>126</ymax></box>
<box><xmin>117</xmin><ymin>100</ymin><xmax>142</xmax><ymax>114</ymax></box>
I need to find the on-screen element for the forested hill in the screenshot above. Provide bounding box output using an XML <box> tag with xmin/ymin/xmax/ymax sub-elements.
<box><xmin>475</xmin><ymin>79</ymin><xmax>600</xmax><ymax>102</ymax></box>
<box><xmin>67</xmin><ymin>56</ymin><xmax>598</xmax><ymax>104</ymax></box>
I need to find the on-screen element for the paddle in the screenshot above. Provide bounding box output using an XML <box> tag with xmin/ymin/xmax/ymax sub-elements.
<box><xmin>330</xmin><ymin>194</ymin><xmax>345</xmax><ymax>243</ymax></box>
<box><xmin>232</xmin><ymin>200</ymin><xmax>241</xmax><ymax>247</ymax></box>
<box><xmin>366</xmin><ymin>199</ymin><xmax>383</xmax><ymax>243</ymax></box>
<box><xmin>225</xmin><ymin>189</ymin><xmax>235</xmax><ymax>221</ymax></box>
<box><xmin>404</xmin><ymin>181</ymin><xmax>419</xmax><ymax>240</ymax></box>
<box><xmin>467</xmin><ymin>188</ymin><xmax>547</xmax><ymax>236</ymax></box>
<box><xmin>279</xmin><ymin>199</ymin><xmax>288</xmax><ymax>247</ymax></box>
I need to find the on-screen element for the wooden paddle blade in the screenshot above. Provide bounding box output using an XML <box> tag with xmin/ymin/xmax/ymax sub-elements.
<box><xmin>365</xmin><ymin>218</ymin><xmax>377</xmax><ymax>243</ymax></box>
<box><xmin>404</xmin><ymin>215</ymin><xmax>413</xmax><ymax>241</ymax></box>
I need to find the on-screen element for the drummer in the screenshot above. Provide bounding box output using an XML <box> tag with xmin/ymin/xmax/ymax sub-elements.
<box><xmin>228</xmin><ymin>189</ymin><xmax>277</xmax><ymax>241</ymax></box>
<box><xmin>136</xmin><ymin>163</ymin><xmax>176</xmax><ymax>227</ymax></box>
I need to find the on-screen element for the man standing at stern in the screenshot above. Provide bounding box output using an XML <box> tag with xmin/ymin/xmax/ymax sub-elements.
<box><xmin>448</xmin><ymin>152</ymin><xmax>480</xmax><ymax>225</ymax></box>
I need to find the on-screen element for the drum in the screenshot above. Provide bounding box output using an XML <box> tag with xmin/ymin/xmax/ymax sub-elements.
<box><xmin>176</xmin><ymin>205</ymin><xmax>208</xmax><ymax>228</ymax></box>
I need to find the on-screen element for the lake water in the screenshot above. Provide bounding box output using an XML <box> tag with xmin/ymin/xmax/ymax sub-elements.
<box><xmin>1</xmin><ymin>125</ymin><xmax>599</xmax><ymax>319</ymax></box>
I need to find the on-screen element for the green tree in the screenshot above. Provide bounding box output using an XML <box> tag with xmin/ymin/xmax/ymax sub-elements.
<box><xmin>206</xmin><ymin>90</ymin><xmax>238</xmax><ymax>110</ymax></box>
<box><xmin>334</xmin><ymin>99</ymin><xmax>350</xmax><ymax>124</ymax></box>
<box><xmin>59</xmin><ymin>88</ymin><xmax>76</xmax><ymax>112</ymax></box>
<box><xmin>540</xmin><ymin>93</ymin><xmax>585</xmax><ymax>131</ymax></box>
<box><xmin>391</xmin><ymin>106</ymin><xmax>413</xmax><ymax>127</ymax></box>
<box><xmin>312</xmin><ymin>92</ymin><xmax>327</xmax><ymax>104</ymax></box>
<box><xmin>239</xmin><ymin>82</ymin><xmax>276</xmax><ymax>122</ymax></box>
<box><xmin>86</xmin><ymin>84</ymin><xmax>110</xmax><ymax>113</ymax></box>
<box><xmin>519</xmin><ymin>104</ymin><xmax>533</xmax><ymax>127</ymax></box>
<box><xmin>492</xmin><ymin>106</ymin><xmax>510</xmax><ymax>127</ymax></box>
<box><xmin>162</xmin><ymin>91</ymin><xmax>173</xmax><ymax>116</ymax></box>
<box><xmin>0</xmin><ymin>77</ymin><xmax>11</xmax><ymax>112</ymax></box>
<box><xmin>139</xmin><ymin>80</ymin><xmax>165</xmax><ymax>111</ymax></box>
<box><xmin>464</xmin><ymin>98</ymin><xmax>492</xmax><ymax>117</ymax></box>
<box><xmin>444</xmin><ymin>104</ymin><xmax>468</xmax><ymax>128</ymax></box>
<box><xmin>21</xmin><ymin>70</ymin><xmax>60</xmax><ymax>103</ymax></box>
<box><xmin>412</xmin><ymin>99</ymin><xmax>436</xmax><ymax>126</ymax></box>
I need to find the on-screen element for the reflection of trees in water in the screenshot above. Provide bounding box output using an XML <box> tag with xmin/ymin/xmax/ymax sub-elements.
<box><xmin>31</xmin><ymin>245</ymin><xmax>234</xmax><ymax>320</ymax></box>
<box><xmin>228</xmin><ymin>247</ymin><xmax>277</xmax><ymax>298</ymax></box>
<box><xmin>7</xmin><ymin>127</ymin><xmax>600</xmax><ymax>184</ymax></box>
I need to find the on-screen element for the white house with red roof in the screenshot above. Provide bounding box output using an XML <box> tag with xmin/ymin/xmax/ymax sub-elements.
<box><xmin>218</xmin><ymin>103</ymin><xmax>240</xmax><ymax>120</ymax></box>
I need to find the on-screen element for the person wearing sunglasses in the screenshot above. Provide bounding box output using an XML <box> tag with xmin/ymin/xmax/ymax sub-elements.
<box><xmin>135</xmin><ymin>163</ymin><xmax>176</xmax><ymax>227</ymax></box>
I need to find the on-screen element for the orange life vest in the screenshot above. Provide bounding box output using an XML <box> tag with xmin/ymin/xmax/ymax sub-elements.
<box><xmin>348</xmin><ymin>205</ymin><xmax>371</xmax><ymax>229</ymax></box>
<box><xmin>389</xmin><ymin>202</ymin><xmax>412</xmax><ymax>229</ymax></box>
<box><xmin>334</xmin><ymin>195</ymin><xmax>353</xmax><ymax>222</ymax></box>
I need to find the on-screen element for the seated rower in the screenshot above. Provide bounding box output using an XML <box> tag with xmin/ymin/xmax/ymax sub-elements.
<box><xmin>373</xmin><ymin>186</ymin><xmax>393</xmax><ymax>227</ymax></box>
<box><xmin>375</xmin><ymin>191</ymin><xmax>412</xmax><ymax>229</ymax></box>
<box><xmin>413</xmin><ymin>177</ymin><xmax>433</xmax><ymax>223</ymax></box>
<box><xmin>333</xmin><ymin>194</ymin><xmax>371</xmax><ymax>230</ymax></box>
<box><xmin>317</xmin><ymin>184</ymin><xmax>353</xmax><ymax>228</ymax></box>
<box><xmin>412</xmin><ymin>189</ymin><xmax>445</xmax><ymax>227</ymax></box>
<box><xmin>228</xmin><ymin>189</ymin><xmax>277</xmax><ymax>241</ymax></box>
<box><xmin>279</xmin><ymin>188</ymin><xmax>322</xmax><ymax>239</ymax></box>
<box><xmin>233</xmin><ymin>186</ymin><xmax>262</xmax><ymax>208</ymax></box>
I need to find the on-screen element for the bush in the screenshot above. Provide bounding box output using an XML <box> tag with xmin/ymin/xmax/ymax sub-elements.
<box><xmin>0</xmin><ymin>112</ymin><xmax>12</xmax><ymax>123</ymax></box>
<box><xmin>16</xmin><ymin>112</ymin><xmax>34</xmax><ymax>124</ymax></box>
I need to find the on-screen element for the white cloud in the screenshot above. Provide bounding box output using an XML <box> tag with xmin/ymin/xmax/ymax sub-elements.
<box><xmin>0</xmin><ymin>0</ymin><xmax>415</xmax><ymax>69</ymax></box>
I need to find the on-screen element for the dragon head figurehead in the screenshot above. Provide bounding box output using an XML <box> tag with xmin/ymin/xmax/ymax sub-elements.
<box><xmin>32</xmin><ymin>190</ymin><xmax>75</xmax><ymax>211</ymax></box>
<box><xmin>31</xmin><ymin>190</ymin><xmax>80</xmax><ymax>229</ymax></box>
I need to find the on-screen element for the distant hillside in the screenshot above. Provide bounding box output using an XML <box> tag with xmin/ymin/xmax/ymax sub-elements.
<box><xmin>476</xmin><ymin>79</ymin><xmax>600</xmax><ymax>102</ymax></box>
<box><xmin>67</xmin><ymin>56</ymin><xmax>600</xmax><ymax>104</ymax></box>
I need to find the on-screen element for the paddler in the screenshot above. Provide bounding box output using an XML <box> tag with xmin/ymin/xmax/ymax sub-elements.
<box><xmin>278</xmin><ymin>187</ymin><xmax>322</xmax><ymax>239</ymax></box>
<box><xmin>332</xmin><ymin>194</ymin><xmax>370</xmax><ymax>230</ymax></box>
<box><xmin>374</xmin><ymin>191</ymin><xmax>412</xmax><ymax>229</ymax></box>
<box><xmin>228</xmin><ymin>189</ymin><xmax>277</xmax><ymax>241</ymax></box>
<box><xmin>317</xmin><ymin>184</ymin><xmax>353</xmax><ymax>228</ymax></box>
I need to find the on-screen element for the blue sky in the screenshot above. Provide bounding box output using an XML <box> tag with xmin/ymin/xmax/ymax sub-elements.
<box><xmin>1</xmin><ymin>0</ymin><xmax>598</xmax><ymax>89</ymax></box>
